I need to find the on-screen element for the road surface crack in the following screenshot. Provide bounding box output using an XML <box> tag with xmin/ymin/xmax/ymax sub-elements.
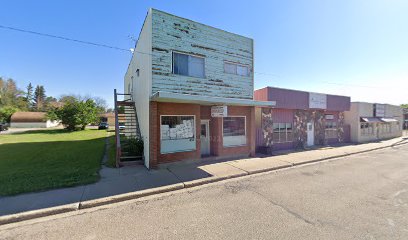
<box><xmin>248</xmin><ymin>188</ymin><xmax>315</xmax><ymax>226</ymax></box>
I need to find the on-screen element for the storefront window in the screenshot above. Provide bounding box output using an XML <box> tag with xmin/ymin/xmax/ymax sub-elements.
<box><xmin>360</xmin><ymin>122</ymin><xmax>374</xmax><ymax>136</ymax></box>
<box><xmin>272</xmin><ymin>122</ymin><xmax>293</xmax><ymax>143</ymax></box>
<box><xmin>325</xmin><ymin>121</ymin><xmax>337</xmax><ymax>139</ymax></box>
<box><xmin>380</xmin><ymin>123</ymin><xmax>392</xmax><ymax>133</ymax></box>
<box><xmin>223</xmin><ymin>117</ymin><xmax>246</xmax><ymax>147</ymax></box>
<box><xmin>161</xmin><ymin>116</ymin><xmax>196</xmax><ymax>153</ymax></box>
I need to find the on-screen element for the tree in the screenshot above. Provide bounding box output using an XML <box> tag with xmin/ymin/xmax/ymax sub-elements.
<box><xmin>401</xmin><ymin>104</ymin><xmax>408</xmax><ymax>109</ymax></box>
<box><xmin>0</xmin><ymin>106</ymin><xmax>19</xmax><ymax>123</ymax></box>
<box><xmin>77</xmin><ymin>99</ymin><xmax>99</xmax><ymax>130</ymax></box>
<box><xmin>44</xmin><ymin>96</ymin><xmax>58</xmax><ymax>111</ymax></box>
<box><xmin>47</xmin><ymin>97</ymin><xmax>99</xmax><ymax>131</ymax></box>
<box><xmin>34</xmin><ymin>85</ymin><xmax>46</xmax><ymax>111</ymax></box>
<box><xmin>0</xmin><ymin>78</ymin><xmax>25</xmax><ymax>108</ymax></box>
<box><xmin>93</xmin><ymin>97</ymin><xmax>108</xmax><ymax>113</ymax></box>
<box><xmin>25</xmin><ymin>83</ymin><xmax>34</xmax><ymax>110</ymax></box>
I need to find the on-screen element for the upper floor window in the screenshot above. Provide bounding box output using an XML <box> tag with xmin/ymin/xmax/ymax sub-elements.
<box><xmin>173</xmin><ymin>52</ymin><xmax>205</xmax><ymax>78</ymax></box>
<box><xmin>224</xmin><ymin>62</ymin><xmax>250</xmax><ymax>77</ymax></box>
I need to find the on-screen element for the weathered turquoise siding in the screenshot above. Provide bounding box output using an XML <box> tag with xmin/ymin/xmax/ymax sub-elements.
<box><xmin>151</xmin><ymin>9</ymin><xmax>254</xmax><ymax>99</ymax></box>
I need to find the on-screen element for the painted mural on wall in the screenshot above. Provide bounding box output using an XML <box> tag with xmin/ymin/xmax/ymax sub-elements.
<box><xmin>260</xmin><ymin>108</ymin><xmax>347</xmax><ymax>150</ymax></box>
<box><xmin>293</xmin><ymin>110</ymin><xmax>325</xmax><ymax>148</ymax></box>
<box><xmin>336</xmin><ymin>112</ymin><xmax>345</xmax><ymax>142</ymax></box>
<box><xmin>261</xmin><ymin>108</ymin><xmax>274</xmax><ymax>147</ymax></box>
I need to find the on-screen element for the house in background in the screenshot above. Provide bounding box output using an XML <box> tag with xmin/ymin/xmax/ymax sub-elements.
<box><xmin>100</xmin><ymin>112</ymin><xmax>115</xmax><ymax>126</ymax></box>
<box><xmin>254</xmin><ymin>87</ymin><xmax>351</xmax><ymax>153</ymax></box>
<box><xmin>124</xmin><ymin>8</ymin><xmax>275</xmax><ymax>169</ymax></box>
<box><xmin>344</xmin><ymin>102</ymin><xmax>403</xmax><ymax>143</ymax></box>
<box><xmin>10</xmin><ymin>112</ymin><xmax>59</xmax><ymax>128</ymax></box>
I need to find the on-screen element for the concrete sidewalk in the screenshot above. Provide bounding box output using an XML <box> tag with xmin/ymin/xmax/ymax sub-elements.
<box><xmin>1</xmin><ymin>136</ymin><xmax>407</xmax><ymax>218</ymax></box>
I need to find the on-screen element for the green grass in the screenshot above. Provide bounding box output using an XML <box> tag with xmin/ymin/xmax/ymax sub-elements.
<box><xmin>105</xmin><ymin>134</ymin><xmax>117</xmax><ymax>168</ymax></box>
<box><xmin>0</xmin><ymin>129</ymin><xmax>108</xmax><ymax>196</ymax></box>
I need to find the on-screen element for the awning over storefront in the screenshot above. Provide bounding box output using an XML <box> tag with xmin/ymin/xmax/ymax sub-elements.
<box><xmin>151</xmin><ymin>91</ymin><xmax>276</xmax><ymax>107</ymax></box>
<box><xmin>380</xmin><ymin>117</ymin><xmax>398</xmax><ymax>123</ymax></box>
<box><xmin>360</xmin><ymin>117</ymin><xmax>382</xmax><ymax>123</ymax></box>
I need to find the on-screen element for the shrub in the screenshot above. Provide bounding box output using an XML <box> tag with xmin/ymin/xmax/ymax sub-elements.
<box><xmin>123</xmin><ymin>137</ymin><xmax>144</xmax><ymax>156</ymax></box>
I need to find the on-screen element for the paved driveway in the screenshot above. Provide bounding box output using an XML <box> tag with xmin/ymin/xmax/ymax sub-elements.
<box><xmin>2</xmin><ymin>144</ymin><xmax>407</xmax><ymax>239</ymax></box>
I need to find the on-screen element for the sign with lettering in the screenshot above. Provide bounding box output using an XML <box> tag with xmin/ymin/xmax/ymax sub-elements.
<box><xmin>374</xmin><ymin>104</ymin><xmax>385</xmax><ymax>117</ymax></box>
<box><xmin>325</xmin><ymin>114</ymin><xmax>334</xmax><ymax>120</ymax></box>
<box><xmin>211</xmin><ymin>106</ymin><xmax>228</xmax><ymax>117</ymax></box>
<box><xmin>309</xmin><ymin>93</ymin><xmax>327</xmax><ymax>109</ymax></box>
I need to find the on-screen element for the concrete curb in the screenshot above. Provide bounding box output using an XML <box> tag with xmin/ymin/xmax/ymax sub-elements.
<box><xmin>0</xmin><ymin>203</ymin><xmax>79</xmax><ymax>225</ymax></box>
<box><xmin>184</xmin><ymin>172</ymin><xmax>248</xmax><ymax>188</ymax></box>
<box><xmin>78</xmin><ymin>183</ymin><xmax>184</xmax><ymax>209</ymax></box>
<box><xmin>1</xmin><ymin>139</ymin><xmax>407</xmax><ymax>226</ymax></box>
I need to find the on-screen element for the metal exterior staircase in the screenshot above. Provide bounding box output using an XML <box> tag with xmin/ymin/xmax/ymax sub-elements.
<box><xmin>114</xmin><ymin>89</ymin><xmax>143</xmax><ymax>167</ymax></box>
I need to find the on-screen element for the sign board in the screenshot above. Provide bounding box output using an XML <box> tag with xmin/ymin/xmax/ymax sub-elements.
<box><xmin>374</xmin><ymin>104</ymin><xmax>385</xmax><ymax>117</ymax></box>
<box><xmin>211</xmin><ymin>106</ymin><xmax>228</xmax><ymax>117</ymax></box>
<box><xmin>325</xmin><ymin>114</ymin><xmax>334</xmax><ymax>120</ymax></box>
<box><xmin>309</xmin><ymin>93</ymin><xmax>327</xmax><ymax>109</ymax></box>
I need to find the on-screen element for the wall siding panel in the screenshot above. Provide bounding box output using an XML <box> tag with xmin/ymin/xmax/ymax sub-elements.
<box><xmin>151</xmin><ymin>9</ymin><xmax>254</xmax><ymax>99</ymax></box>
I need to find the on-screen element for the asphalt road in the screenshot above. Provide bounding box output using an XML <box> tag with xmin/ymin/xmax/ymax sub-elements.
<box><xmin>1</xmin><ymin>144</ymin><xmax>408</xmax><ymax>240</ymax></box>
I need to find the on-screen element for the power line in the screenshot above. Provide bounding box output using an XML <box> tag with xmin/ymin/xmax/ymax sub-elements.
<box><xmin>0</xmin><ymin>24</ymin><xmax>400</xmax><ymax>90</ymax></box>
<box><xmin>0</xmin><ymin>24</ymin><xmax>133</xmax><ymax>53</ymax></box>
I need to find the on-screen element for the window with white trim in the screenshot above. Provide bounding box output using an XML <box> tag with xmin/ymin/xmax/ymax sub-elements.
<box><xmin>223</xmin><ymin>117</ymin><xmax>246</xmax><ymax>147</ymax></box>
<box><xmin>160</xmin><ymin>115</ymin><xmax>196</xmax><ymax>153</ymax></box>
<box><xmin>173</xmin><ymin>52</ymin><xmax>205</xmax><ymax>78</ymax></box>
<box><xmin>224</xmin><ymin>62</ymin><xmax>250</xmax><ymax>77</ymax></box>
<box><xmin>360</xmin><ymin>122</ymin><xmax>374</xmax><ymax>136</ymax></box>
<box><xmin>380</xmin><ymin>123</ymin><xmax>392</xmax><ymax>134</ymax></box>
<box><xmin>272</xmin><ymin>123</ymin><xmax>293</xmax><ymax>143</ymax></box>
<box><xmin>325</xmin><ymin>121</ymin><xmax>337</xmax><ymax>139</ymax></box>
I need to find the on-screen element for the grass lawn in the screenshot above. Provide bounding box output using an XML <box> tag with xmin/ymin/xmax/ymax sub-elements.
<box><xmin>0</xmin><ymin>129</ymin><xmax>108</xmax><ymax>196</ymax></box>
<box><xmin>105</xmin><ymin>134</ymin><xmax>116</xmax><ymax>168</ymax></box>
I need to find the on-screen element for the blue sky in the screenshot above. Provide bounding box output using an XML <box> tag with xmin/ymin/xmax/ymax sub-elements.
<box><xmin>1</xmin><ymin>0</ymin><xmax>407</xmax><ymax>107</ymax></box>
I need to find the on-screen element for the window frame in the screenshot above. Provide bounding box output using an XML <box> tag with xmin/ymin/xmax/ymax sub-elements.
<box><xmin>272</xmin><ymin>122</ymin><xmax>293</xmax><ymax>143</ymax></box>
<box><xmin>325</xmin><ymin>121</ymin><xmax>337</xmax><ymax>139</ymax></box>
<box><xmin>223</xmin><ymin>61</ymin><xmax>250</xmax><ymax>77</ymax></box>
<box><xmin>222</xmin><ymin>116</ymin><xmax>247</xmax><ymax>147</ymax></box>
<box><xmin>360</xmin><ymin>122</ymin><xmax>374</xmax><ymax>136</ymax></box>
<box><xmin>160</xmin><ymin>115</ymin><xmax>196</xmax><ymax>154</ymax></box>
<box><xmin>172</xmin><ymin>51</ymin><xmax>206</xmax><ymax>78</ymax></box>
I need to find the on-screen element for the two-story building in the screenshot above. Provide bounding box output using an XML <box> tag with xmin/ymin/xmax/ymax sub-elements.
<box><xmin>125</xmin><ymin>9</ymin><xmax>275</xmax><ymax>169</ymax></box>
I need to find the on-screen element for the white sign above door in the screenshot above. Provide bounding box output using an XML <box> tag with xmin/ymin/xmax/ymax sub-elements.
<box><xmin>309</xmin><ymin>93</ymin><xmax>327</xmax><ymax>109</ymax></box>
<box><xmin>211</xmin><ymin>106</ymin><xmax>228</xmax><ymax>117</ymax></box>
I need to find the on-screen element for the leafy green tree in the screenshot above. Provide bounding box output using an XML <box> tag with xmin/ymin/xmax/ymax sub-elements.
<box><xmin>47</xmin><ymin>97</ymin><xmax>100</xmax><ymax>131</ymax></box>
<box><xmin>0</xmin><ymin>106</ymin><xmax>19</xmax><ymax>123</ymax></box>
<box><xmin>0</xmin><ymin>78</ymin><xmax>26</xmax><ymax>109</ymax></box>
<box><xmin>401</xmin><ymin>104</ymin><xmax>408</xmax><ymax>109</ymax></box>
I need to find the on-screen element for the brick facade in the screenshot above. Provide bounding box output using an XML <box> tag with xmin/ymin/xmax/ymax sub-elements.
<box><xmin>149</xmin><ymin>102</ymin><xmax>255</xmax><ymax>167</ymax></box>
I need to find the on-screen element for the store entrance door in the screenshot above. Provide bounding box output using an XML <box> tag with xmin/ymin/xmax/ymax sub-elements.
<box><xmin>307</xmin><ymin>122</ymin><xmax>314</xmax><ymax>146</ymax></box>
<box><xmin>200</xmin><ymin>120</ymin><xmax>210</xmax><ymax>156</ymax></box>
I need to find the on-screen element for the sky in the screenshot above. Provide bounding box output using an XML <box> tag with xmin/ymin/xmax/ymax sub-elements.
<box><xmin>1</xmin><ymin>0</ymin><xmax>407</xmax><ymax>108</ymax></box>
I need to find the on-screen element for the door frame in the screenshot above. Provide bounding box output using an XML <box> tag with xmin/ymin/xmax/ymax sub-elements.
<box><xmin>200</xmin><ymin>119</ymin><xmax>210</xmax><ymax>156</ymax></box>
<box><xmin>307</xmin><ymin>121</ymin><xmax>314</xmax><ymax>146</ymax></box>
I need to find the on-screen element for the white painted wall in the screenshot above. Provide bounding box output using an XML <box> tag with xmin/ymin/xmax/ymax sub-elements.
<box><xmin>150</xmin><ymin>9</ymin><xmax>254</xmax><ymax>100</ymax></box>
<box><xmin>11</xmin><ymin>120</ymin><xmax>59</xmax><ymax>128</ymax></box>
<box><xmin>124</xmin><ymin>9</ymin><xmax>152</xmax><ymax>168</ymax></box>
<box><xmin>344</xmin><ymin>103</ymin><xmax>360</xmax><ymax>142</ymax></box>
<box><xmin>344</xmin><ymin>102</ymin><xmax>403</xmax><ymax>143</ymax></box>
